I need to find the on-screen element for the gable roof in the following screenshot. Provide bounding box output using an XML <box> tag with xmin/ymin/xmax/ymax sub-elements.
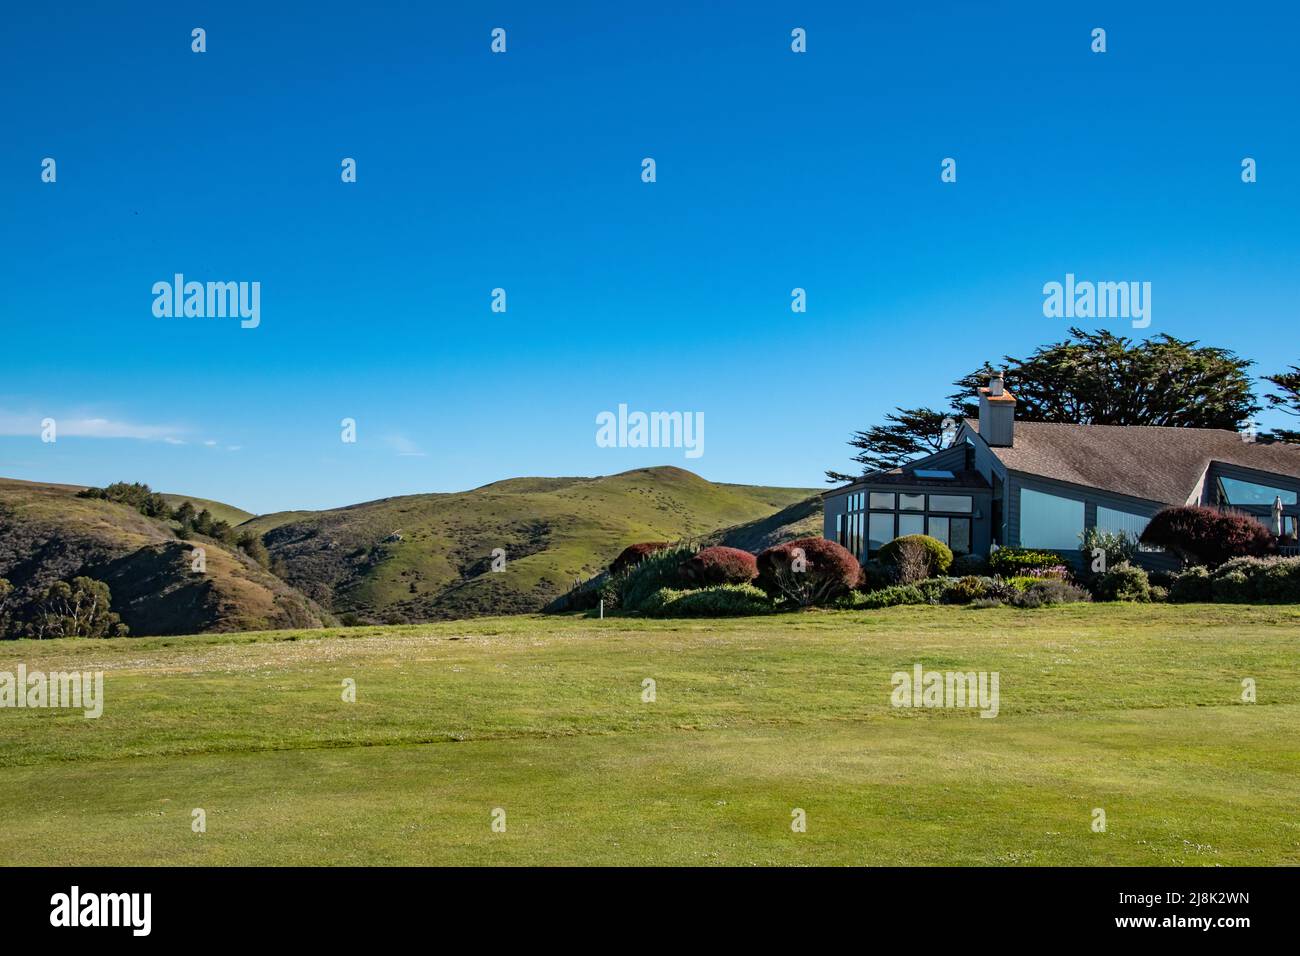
<box><xmin>966</xmin><ymin>419</ymin><xmax>1300</xmax><ymax>506</ymax></box>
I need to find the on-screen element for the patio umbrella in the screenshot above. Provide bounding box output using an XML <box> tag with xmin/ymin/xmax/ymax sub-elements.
<box><xmin>1273</xmin><ymin>495</ymin><xmax>1284</xmax><ymax>536</ymax></box>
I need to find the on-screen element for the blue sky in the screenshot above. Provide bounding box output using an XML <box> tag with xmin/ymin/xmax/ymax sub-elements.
<box><xmin>3</xmin><ymin>1</ymin><xmax>1297</xmax><ymax>513</ymax></box>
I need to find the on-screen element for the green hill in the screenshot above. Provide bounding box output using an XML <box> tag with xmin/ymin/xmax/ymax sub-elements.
<box><xmin>0</xmin><ymin>478</ymin><xmax>326</xmax><ymax>636</ymax></box>
<box><xmin>159</xmin><ymin>492</ymin><xmax>254</xmax><ymax>527</ymax></box>
<box><xmin>705</xmin><ymin>494</ymin><xmax>823</xmax><ymax>552</ymax></box>
<box><xmin>242</xmin><ymin>466</ymin><xmax>819</xmax><ymax>624</ymax></box>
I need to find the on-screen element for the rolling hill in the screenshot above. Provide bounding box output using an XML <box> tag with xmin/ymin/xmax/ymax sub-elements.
<box><xmin>241</xmin><ymin>466</ymin><xmax>821</xmax><ymax>624</ymax></box>
<box><xmin>0</xmin><ymin>478</ymin><xmax>326</xmax><ymax>637</ymax></box>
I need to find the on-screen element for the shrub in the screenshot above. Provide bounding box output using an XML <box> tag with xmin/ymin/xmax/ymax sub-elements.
<box><xmin>681</xmin><ymin>546</ymin><xmax>758</xmax><ymax>586</ymax></box>
<box><xmin>619</xmin><ymin>545</ymin><xmax>696</xmax><ymax>612</ymax></box>
<box><xmin>857</xmin><ymin>584</ymin><xmax>926</xmax><ymax>609</ymax></box>
<box><xmin>609</xmin><ymin>542</ymin><xmax>670</xmax><ymax>576</ymax></box>
<box><xmin>1255</xmin><ymin>559</ymin><xmax>1300</xmax><ymax>603</ymax></box>
<box><xmin>988</xmin><ymin>547</ymin><xmax>1063</xmax><ymax>577</ymax></box>
<box><xmin>1011</xmin><ymin>579</ymin><xmax>1091</xmax><ymax>608</ymax></box>
<box><xmin>1149</xmin><ymin>585</ymin><xmax>1169</xmax><ymax>602</ymax></box>
<box><xmin>1168</xmin><ymin>566</ymin><xmax>1212</xmax><ymax>603</ymax></box>
<box><xmin>1094</xmin><ymin>562</ymin><xmax>1150</xmax><ymax>602</ymax></box>
<box><xmin>914</xmin><ymin>578</ymin><xmax>948</xmax><ymax>605</ymax></box>
<box><xmin>1149</xmin><ymin>569</ymin><xmax>1179</xmax><ymax>591</ymax></box>
<box><xmin>1139</xmin><ymin>506</ymin><xmax>1275</xmax><ymax>567</ymax></box>
<box><xmin>639</xmin><ymin>583</ymin><xmax>771</xmax><ymax>618</ymax></box>
<box><xmin>949</xmin><ymin>553</ymin><xmax>990</xmax><ymax>577</ymax></box>
<box><xmin>876</xmin><ymin>535</ymin><xmax>953</xmax><ymax>583</ymax></box>
<box><xmin>1211</xmin><ymin>570</ymin><xmax>1252</xmax><ymax>603</ymax></box>
<box><xmin>942</xmin><ymin>576</ymin><xmax>989</xmax><ymax>605</ymax></box>
<box><xmin>856</xmin><ymin>559</ymin><xmax>895</xmax><ymax>593</ymax></box>
<box><xmin>1078</xmin><ymin>527</ymin><xmax>1138</xmax><ymax>579</ymax></box>
<box><xmin>755</xmin><ymin>538</ymin><xmax>861</xmax><ymax>607</ymax></box>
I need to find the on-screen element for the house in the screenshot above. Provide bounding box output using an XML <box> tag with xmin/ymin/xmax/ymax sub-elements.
<box><xmin>823</xmin><ymin>375</ymin><xmax>1300</xmax><ymax>568</ymax></box>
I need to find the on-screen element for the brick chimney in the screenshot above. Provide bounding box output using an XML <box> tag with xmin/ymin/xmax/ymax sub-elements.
<box><xmin>978</xmin><ymin>371</ymin><xmax>1016</xmax><ymax>447</ymax></box>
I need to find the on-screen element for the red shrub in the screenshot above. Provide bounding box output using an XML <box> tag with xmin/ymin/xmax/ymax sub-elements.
<box><xmin>682</xmin><ymin>546</ymin><xmax>759</xmax><ymax>586</ymax></box>
<box><xmin>1140</xmin><ymin>506</ymin><xmax>1276</xmax><ymax>567</ymax></box>
<box><xmin>756</xmin><ymin>537</ymin><xmax>860</xmax><ymax>607</ymax></box>
<box><xmin>609</xmin><ymin>542</ymin><xmax>670</xmax><ymax>575</ymax></box>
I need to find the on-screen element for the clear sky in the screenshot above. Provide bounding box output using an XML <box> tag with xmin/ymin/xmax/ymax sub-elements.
<box><xmin>3</xmin><ymin>1</ymin><xmax>1297</xmax><ymax>514</ymax></box>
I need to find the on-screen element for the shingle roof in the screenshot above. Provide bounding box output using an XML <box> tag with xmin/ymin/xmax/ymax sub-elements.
<box><xmin>966</xmin><ymin>419</ymin><xmax>1300</xmax><ymax>505</ymax></box>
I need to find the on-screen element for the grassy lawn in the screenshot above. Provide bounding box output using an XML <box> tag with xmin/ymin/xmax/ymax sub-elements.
<box><xmin>2</xmin><ymin>604</ymin><xmax>1298</xmax><ymax>865</ymax></box>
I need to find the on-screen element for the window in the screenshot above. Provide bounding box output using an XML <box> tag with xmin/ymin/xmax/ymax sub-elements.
<box><xmin>927</xmin><ymin>516</ymin><xmax>972</xmax><ymax>555</ymax></box>
<box><xmin>1019</xmin><ymin>488</ymin><xmax>1084</xmax><ymax>550</ymax></box>
<box><xmin>835</xmin><ymin>514</ymin><xmax>845</xmax><ymax>547</ymax></box>
<box><xmin>928</xmin><ymin>494</ymin><xmax>972</xmax><ymax>513</ymax></box>
<box><xmin>899</xmin><ymin>493</ymin><xmax>925</xmax><ymax>511</ymax></box>
<box><xmin>1216</xmin><ymin>476</ymin><xmax>1298</xmax><ymax>507</ymax></box>
<box><xmin>1096</xmin><ymin>506</ymin><xmax>1150</xmax><ymax>542</ymax></box>
<box><xmin>868</xmin><ymin>513</ymin><xmax>894</xmax><ymax>554</ymax></box>
<box><xmin>898</xmin><ymin>513</ymin><xmax>925</xmax><ymax>537</ymax></box>
<box><xmin>869</xmin><ymin>492</ymin><xmax>895</xmax><ymax>509</ymax></box>
<box><xmin>914</xmin><ymin>469</ymin><xmax>955</xmax><ymax>479</ymax></box>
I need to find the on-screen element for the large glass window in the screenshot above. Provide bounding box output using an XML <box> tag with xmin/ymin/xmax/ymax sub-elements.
<box><xmin>1020</xmin><ymin>488</ymin><xmax>1084</xmax><ymax>550</ymax></box>
<box><xmin>1096</xmin><ymin>506</ymin><xmax>1149</xmax><ymax>541</ymax></box>
<box><xmin>835</xmin><ymin>513</ymin><xmax>844</xmax><ymax>547</ymax></box>
<box><xmin>868</xmin><ymin>513</ymin><xmax>894</xmax><ymax>553</ymax></box>
<box><xmin>1217</xmin><ymin>476</ymin><xmax>1298</xmax><ymax>506</ymax></box>
<box><xmin>869</xmin><ymin>492</ymin><xmax>895</xmax><ymax>509</ymax></box>
<box><xmin>898</xmin><ymin>513</ymin><xmax>925</xmax><ymax>537</ymax></box>
<box><xmin>928</xmin><ymin>494</ymin><xmax>972</xmax><ymax>513</ymax></box>
<box><xmin>927</xmin><ymin>516</ymin><xmax>972</xmax><ymax>555</ymax></box>
<box><xmin>899</xmin><ymin>494</ymin><xmax>925</xmax><ymax>511</ymax></box>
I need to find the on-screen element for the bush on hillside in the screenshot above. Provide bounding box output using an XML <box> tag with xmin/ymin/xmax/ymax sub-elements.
<box><xmin>987</xmin><ymin>547</ymin><xmax>1063</xmax><ymax>577</ymax></box>
<box><xmin>1078</xmin><ymin>527</ymin><xmax>1138</xmax><ymax>580</ymax></box>
<box><xmin>639</xmin><ymin>583</ymin><xmax>772</xmax><ymax>618</ymax></box>
<box><xmin>755</xmin><ymin>537</ymin><xmax>861</xmax><ymax>607</ymax></box>
<box><xmin>609</xmin><ymin>542</ymin><xmax>670</xmax><ymax>576</ymax></box>
<box><xmin>856</xmin><ymin>559</ymin><xmax>895</xmax><ymax>593</ymax></box>
<box><xmin>619</xmin><ymin>545</ymin><xmax>696</xmax><ymax>612</ymax></box>
<box><xmin>856</xmin><ymin>584</ymin><xmax>926</xmax><ymax>609</ymax></box>
<box><xmin>876</xmin><ymin>535</ymin><xmax>953</xmax><ymax>583</ymax></box>
<box><xmin>1139</xmin><ymin>506</ymin><xmax>1274</xmax><ymax>567</ymax></box>
<box><xmin>1209</xmin><ymin>556</ymin><xmax>1300</xmax><ymax>603</ymax></box>
<box><xmin>681</xmin><ymin>546</ymin><xmax>758</xmax><ymax>586</ymax></box>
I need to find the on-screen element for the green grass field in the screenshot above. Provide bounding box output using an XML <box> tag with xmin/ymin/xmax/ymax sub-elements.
<box><xmin>2</xmin><ymin>604</ymin><xmax>1297</xmax><ymax>866</ymax></box>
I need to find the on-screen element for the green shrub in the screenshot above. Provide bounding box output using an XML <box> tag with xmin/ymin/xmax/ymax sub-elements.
<box><xmin>1078</xmin><ymin>527</ymin><xmax>1139</xmax><ymax>581</ymax></box>
<box><xmin>639</xmin><ymin>583</ymin><xmax>771</xmax><ymax>618</ymax></box>
<box><xmin>988</xmin><ymin>547</ymin><xmax>1064</xmax><ymax>576</ymax></box>
<box><xmin>876</xmin><ymin>535</ymin><xmax>952</xmax><ymax>582</ymax></box>
<box><xmin>858</xmin><ymin>584</ymin><xmax>926</xmax><ymax>609</ymax></box>
<box><xmin>856</xmin><ymin>559</ymin><xmax>895</xmax><ymax>593</ymax></box>
<box><xmin>949</xmin><ymin>553</ymin><xmax>990</xmax><ymax>577</ymax></box>
<box><xmin>1211</xmin><ymin>570</ymin><xmax>1252</xmax><ymax>603</ymax></box>
<box><xmin>1256</xmin><ymin>561</ymin><xmax>1300</xmax><ymax>603</ymax></box>
<box><xmin>1094</xmin><ymin>562</ymin><xmax>1150</xmax><ymax>602</ymax></box>
<box><xmin>619</xmin><ymin>545</ymin><xmax>696</xmax><ymax>612</ymax></box>
<box><xmin>1169</xmin><ymin>566</ymin><xmax>1212</xmax><ymax>603</ymax></box>
<box><xmin>914</xmin><ymin>578</ymin><xmax>948</xmax><ymax>604</ymax></box>
<box><xmin>1149</xmin><ymin>585</ymin><xmax>1169</xmax><ymax>602</ymax></box>
<box><xmin>942</xmin><ymin>575</ymin><xmax>989</xmax><ymax>605</ymax></box>
<box><xmin>1012</xmin><ymin>579</ymin><xmax>1092</xmax><ymax>608</ymax></box>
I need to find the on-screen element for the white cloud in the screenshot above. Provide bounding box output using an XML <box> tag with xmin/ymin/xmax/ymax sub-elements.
<box><xmin>382</xmin><ymin>434</ymin><xmax>427</xmax><ymax>457</ymax></box>
<box><xmin>0</xmin><ymin>410</ymin><xmax>186</xmax><ymax>442</ymax></box>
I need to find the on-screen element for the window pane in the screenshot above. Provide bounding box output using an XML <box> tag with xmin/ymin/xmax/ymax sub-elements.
<box><xmin>928</xmin><ymin>516</ymin><xmax>949</xmax><ymax>546</ymax></box>
<box><xmin>1096</xmin><ymin>506</ymin><xmax>1149</xmax><ymax>541</ymax></box>
<box><xmin>835</xmin><ymin>514</ymin><xmax>844</xmax><ymax>547</ymax></box>
<box><xmin>928</xmin><ymin>494</ymin><xmax>972</xmax><ymax>513</ymax></box>
<box><xmin>899</xmin><ymin>493</ymin><xmax>925</xmax><ymax>511</ymax></box>
<box><xmin>1019</xmin><ymin>489</ymin><xmax>1084</xmax><ymax>550</ymax></box>
<box><xmin>868</xmin><ymin>513</ymin><xmax>894</xmax><ymax>553</ymax></box>
<box><xmin>869</xmin><ymin>492</ymin><xmax>895</xmax><ymax>509</ymax></box>
<box><xmin>1218</xmin><ymin>477</ymin><xmax>1297</xmax><ymax>506</ymax></box>
<box><xmin>949</xmin><ymin>518</ymin><xmax>971</xmax><ymax>555</ymax></box>
<box><xmin>898</xmin><ymin>513</ymin><xmax>925</xmax><ymax>537</ymax></box>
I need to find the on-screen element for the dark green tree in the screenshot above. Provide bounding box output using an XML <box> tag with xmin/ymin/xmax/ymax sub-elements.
<box><xmin>1263</xmin><ymin>365</ymin><xmax>1300</xmax><ymax>443</ymax></box>
<box><xmin>828</xmin><ymin>328</ymin><xmax>1261</xmax><ymax>481</ymax></box>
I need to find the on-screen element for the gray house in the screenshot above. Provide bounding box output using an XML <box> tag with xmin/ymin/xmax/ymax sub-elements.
<box><xmin>824</xmin><ymin>375</ymin><xmax>1300</xmax><ymax>568</ymax></box>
